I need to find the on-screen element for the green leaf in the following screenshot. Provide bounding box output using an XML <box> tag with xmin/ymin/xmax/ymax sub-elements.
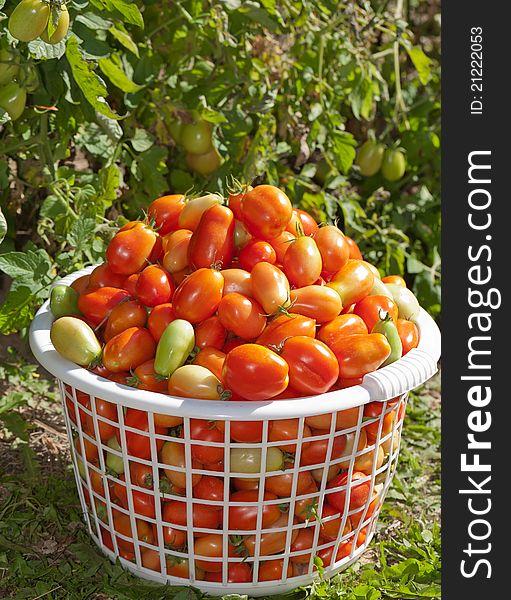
<box><xmin>0</xmin><ymin>249</ymin><xmax>53</xmax><ymax>286</ymax></box>
<box><xmin>109</xmin><ymin>0</ymin><xmax>144</xmax><ymax>27</ymax></box>
<box><xmin>0</xmin><ymin>287</ymin><xmax>40</xmax><ymax>334</ymax></box>
<box><xmin>99</xmin><ymin>54</ymin><xmax>142</xmax><ymax>93</ymax></box>
<box><xmin>406</xmin><ymin>46</ymin><xmax>433</xmax><ymax>85</ymax></box>
<box><xmin>28</xmin><ymin>39</ymin><xmax>66</xmax><ymax>60</ymax></box>
<box><xmin>130</xmin><ymin>128</ymin><xmax>154</xmax><ymax>152</ymax></box>
<box><xmin>329</xmin><ymin>130</ymin><xmax>357</xmax><ymax>174</ymax></box>
<box><xmin>65</xmin><ymin>36</ymin><xmax>122</xmax><ymax>120</ymax></box>
<box><xmin>0</xmin><ymin>208</ymin><xmax>6</xmax><ymax>245</ymax></box>
<box><xmin>67</xmin><ymin>218</ymin><xmax>97</xmax><ymax>253</ymax></box>
<box><xmin>109</xmin><ymin>23</ymin><xmax>140</xmax><ymax>57</ymax></box>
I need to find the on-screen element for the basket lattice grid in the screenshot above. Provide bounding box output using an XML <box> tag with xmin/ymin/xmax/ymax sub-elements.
<box><xmin>29</xmin><ymin>267</ymin><xmax>440</xmax><ymax>596</ymax></box>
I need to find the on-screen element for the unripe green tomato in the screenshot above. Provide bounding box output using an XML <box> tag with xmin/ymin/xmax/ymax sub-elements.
<box><xmin>372</xmin><ymin>314</ymin><xmax>403</xmax><ymax>366</ymax></box>
<box><xmin>168</xmin><ymin>119</ymin><xmax>183</xmax><ymax>143</ymax></box>
<box><xmin>315</xmin><ymin>158</ymin><xmax>335</xmax><ymax>185</ymax></box>
<box><xmin>40</xmin><ymin>5</ymin><xmax>69</xmax><ymax>44</ymax></box>
<box><xmin>230</xmin><ymin>447</ymin><xmax>284</xmax><ymax>474</ymax></box>
<box><xmin>154</xmin><ymin>319</ymin><xmax>195</xmax><ymax>377</ymax></box>
<box><xmin>180</xmin><ymin>121</ymin><xmax>213</xmax><ymax>154</ymax></box>
<box><xmin>0</xmin><ymin>83</ymin><xmax>27</xmax><ymax>121</ymax></box>
<box><xmin>381</xmin><ymin>149</ymin><xmax>406</xmax><ymax>182</ymax></box>
<box><xmin>185</xmin><ymin>147</ymin><xmax>222</xmax><ymax>176</ymax></box>
<box><xmin>105</xmin><ymin>436</ymin><xmax>125</xmax><ymax>475</ymax></box>
<box><xmin>50</xmin><ymin>285</ymin><xmax>81</xmax><ymax>319</ymax></box>
<box><xmin>356</xmin><ymin>141</ymin><xmax>385</xmax><ymax>176</ymax></box>
<box><xmin>50</xmin><ymin>316</ymin><xmax>102</xmax><ymax>367</ymax></box>
<box><xmin>369</xmin><ymin>277</ymin><xmax>394</xmax><ymax>299</ymax></box>
<box><xmin>0</xmin><ymin>48</ymin><xmax>20</xmax><ymax>86</ymax></box>
<box><xmin>385</xmin><ymin>283</ymin><xmax>421</xmax><ymax>320</ymax></box>
<box><xmin>8</xmin><ymin>0</ymin><xmax>50</xmax><ymax>42</ymax></box>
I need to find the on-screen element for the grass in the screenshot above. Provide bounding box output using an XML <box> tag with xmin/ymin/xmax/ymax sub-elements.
<box><xmin>0</xmin><ymin>346</ymin><xmax>440</xmax><ymax>600</ymax></box>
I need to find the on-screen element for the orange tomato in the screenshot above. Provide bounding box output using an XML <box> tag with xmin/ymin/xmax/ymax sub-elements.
<box><xmin>104</xmin><ymin>300</ymin><xmax>147</xmax><ymax>342</ymax></box>
<box><xmin>222</xmin><ymin>344</ymin><xmax>289</xmax><ymax>400</ymax></box>
<box><xmin>221</xmin><ymin>268</ymin><xmax>252</xmax><ymax>296</ymax></box>
<box><xmin>256</xmin><ymin>313</ymin><xmax>316</xmax><ymax>348</ymax></box>
<box><xmin>317</xmin><ymin>313</ymin><xmax>368</xmax><ymax>346</ymax></box>
<box><xmin>173</xmin><ymin>268</ymin><xmax>224</xmax><ymax>323</ymax></box>
<box><xmin>187</xmin><ymin>204</ymin><xmax>235</xmax><ymax>269</ymax></box>
<box><xmin>353</xmin><ymin>295</ymin><xmax>398</xmax><ymax>331</ymax></box>
<box><xmin>218</xmin><ymin>293</ymin><xmax>267</xmax><ymax>340</ymax></box>
<box><xmin>241</xmin><ymin>185</ymin><xmax>293</xmax><ymax>240</ymax></box>
<box><xmin>162</xmin><ymin>229</ymin><xmax>192</xmax><ymax>273</ymax></box>
<box><xmin>194</xmin><ymin>315</ymin><xmax>227</xmax><ymax>350</ymax></box>
<box><xmin>330</xmin><ymin>333</ymin><xmax>391</xmax><ymax>379</ymax></box>
<box><xmin>313</xmin><ymin>225</ymin><xmax>350</xmax><ymax>273</ymax></box>
<box><xmin>396</xmin><ymin>318</ymin><xmax>420</xmax><ymax>355</ymax></box>
<box><xmin>193</xmin><ymin>347</ymin><xmax>226</xmax><ymax>381</ymax></box>
<box><xmin>327</xmin><ymin>260</ymin><xmax>374</xmax><ymax>306</ymax></box>
<box><xmin>283</xmin><ymin>236</ymin><xmax>323</xmax><ymax>288</ymax></box>
<box><xmin>289</xmin><ymin>285</ymin><xmax>342</xmax><ymax>323</ymax></box>
<box><xmin>250</xmin><ymin>262</ymin><xmax>290</xmax><ymax>315</ymax></box>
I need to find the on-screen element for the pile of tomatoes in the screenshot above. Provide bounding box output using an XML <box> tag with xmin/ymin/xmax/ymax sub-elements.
<box><xmin>48</xmin><ymin>183</ymin><xmax>421</xmax><ymax>582</ymax></box>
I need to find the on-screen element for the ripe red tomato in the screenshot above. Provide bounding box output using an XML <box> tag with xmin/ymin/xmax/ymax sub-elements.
<box><xmin>319</xmin><ymin>502</ymin><xmax>352</xmax><ymax>540</ymax></box>
<box><xmin>268</xmin><ymin>231</ymin><xmax>295</xmax><ymax>264</ymax></box>
<box><xmin>218</xmin><ymin>293</ymin><xmax>267</xmax><ymax>340</ymax></box>
<box><xmin>250</xmin><ymin>262</ymin><xmax>291</xmax><ymax>315</ymax></box>
<box><xmin>123</xmin><ymin>273</ymin><xmax>139</xmax><ymax>296</ymax></box>
<box><xmin>258</xmin><ymin>559</ymin><xmax>293</xmax><ymax>581</ymax></box>
<box><xmin>353</xmin><ymin>295</ymin><xmax>398</xmax><ymax>331</ymax></box>
<box><xmin>85</xmin><ymin>398</ymin><xmax>118</xmax><ymax>441</ymax></box>
<box><xmin>295</xmin><ymin>208</ymin><xmax>319</xmax><ymax>236</ymax></box>
<box><xmin>87</xmin><ymin>263</ymin><xmax>126</xmax><ymax>290</ymax></box>
<box><xmin>223</xmin><ymin>344</ymin><xmax>289</xmax><ymax>400</ymax></box>
<box><xmin>173</xmin><ymin>268</ymin><xmax>224</xmax><ymax>323</ymax></box>
<box><xmin>194</xmin><ymin>534</ymin><xmax>236</xmax><ymax>572</ymax></box>
<box><xmin>301</xmin><ymin>430</ymin><xmax>346</xmax><ymax>467</ymax></box>
<box><xmin>256</xmin><ymin>314</ymin><xmax>316</xmax><ymax>348</ymax></box>
<box><xmin>106</xmin><ymin>222</ymin><xmax>158</xmax><ymax>275</ymax></box>
<box><xmin>228</xmin><ymin>490</ymin><xmax>282</xmax><ymax>530</ymax></box>
<box><xmin>193</xmin><ymin>475</ymin><xmax>224</xmax><ymax>507</ymax></box>
<box><xmin>188</xmin><ymin>204</ymin><xmax>235</xmax><ymax>269</ymax></box>
<box><xmin>313</xmin><ymin>226</ymin><xmax>350</xmax><ymax>274</ymax></box>
<box><xmin>228</xmin><ymin>185</ymin><xmax>253</xmax><ymax>219</ymax></box>
<box><xmin>104</xmin><ymin>300</ymin><xmax>147</xmax><ymax>341</ymax></box>
<box><xmin>136</xmin><ymin>265</ymin><xmax>174</xmax><ymax>307</ymax></box>
<box><xmin>327</xmin><ymin>260</ymin><xmax>374</xmax><ymax>306</ymax></box>
<box><xmin>317</xmin><ymin>314</ymin><xmax>368</xmax><ymax>347</ymax></box>
<box><xmin>264</xmin><ymin>463</ymin><xmax>314</xmax><ymax>497</ymax></box>
<box><xmin>281</xmin><ymin>336</ymin><xmax>339</xmax><ymax>395</ymax></box>
<box><xmin>130</xmin><ymin>359</ymin><xmax>168</xmax><ymax>393</ymax></box>
<box><xmin>230</xmin><ymin>420</ymin><xmax>263</xmax><ymax>443</ymax></box>
<box><xmin>205</xmin><ymin>562</ymin><xmax>252</xmax><ymax>583</ymax></box>
<box><xmin>130</xmin><ymin>461</ymin><xmax>154</xmax><ymax>489</ymax></box>
<box><xmin>71</xmin><ymin>274</ymin><xmax>90</xmax><ymax>295</ymax></box>
<box><xmin>268</xmin><ymin>418</ymin><xmax>311</xmax><ymax>453</ymax></box>
<box><xmin>290</xmin><ymin>527</ymin><xmax>315</xmax><ymax>564</ymax></box>
<box><xmin>148</xmin><ymin>194</ymin><xmax>185</xmax><ymax>235</ymax></box>
<box><xmin>193</xmin><ymin>347</ymin><xmax>226</xmax><ymax>382</ymax></box>
<box><xmin>163</xmin><ymin>499</ymin><xmax>222</xmax><ymax>533</ymax></box>
<box><xmin>103</xmin><ymin>327</ymin><xmax>156</xmax><ymax>373</ymax></box>
<box><xmin>162</xmin><ymin>229</ymin><xmax>192</xmax><ymax>273</ymax></box>
<box><xmin>78</xmin><ymin>287</ymin><xmax>130</xmax><ymax>326</ymax></box>
<box><xmin>239</xmin><ymin>239</ymin><xmax>277</xmax><ymax>271</ymax></box>
<box><xmin>113</xmin><ymin>478</ymin><xmax>156</xmax><ymax>518</ymax></box>
<box><xmin>345</xmin><ymin>235</ymin><xmax>363</xmax><ymax>260</ymax></box>
<box><xmin>283</xmin><ymin>236</ymin><xmax>322</xmax><ymax>288</ymax></box>
<box><xmin>147</xmin><ymin>303</ymin><xmax>176</xmax><ymax>342</ymax></box>
<box><xmin>241</xmin><ymin>185</ymin><xmax>293</xmax><ymax>240</ymax></box>
<box><xmin>195</xmin><ymin>316</ymin><xmax>227</xmax><ymax>349</ymax></box>
<box><xmin>396</xmin><ymin>318</ymin><xmax>420</xmax><ymax>355</ymax></box>
<box><xmin>112</xmin><ymin>510</ymin><xmax>154</xmax><ymax>553</ymax></box>
<box><xmin>241</xmin><ymin>513</ymin><xmax>298</xmax><ymax>556</ymax></box>
<box><xmin>327</xmin><ymin>471</ymin><xmax>371</xmax><ymax>512</ymax></box>
<box><xmin>119</xmin><ymin>408</ymin><xmax>166</xmax><ymax>460</ymax></box>
<box><xmin>289</xmin><ymin>285</ymin><xmax>342</xmax><ymax>323</ymax></box>
<box><xmin>330</xmin><ymin>333</ymin><xmax>391</xmax><ymax>379</ymax></box>
<box><xmin>189</xmin><ymin>419</ymin><xmax>225</xmax><ymax>465</ymax></box>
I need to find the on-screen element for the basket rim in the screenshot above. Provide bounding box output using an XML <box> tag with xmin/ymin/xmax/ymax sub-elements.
<box><xmin>29</xmin><ymin>266</ymin><xmax>441</xmax><ymax>420</ymax></box>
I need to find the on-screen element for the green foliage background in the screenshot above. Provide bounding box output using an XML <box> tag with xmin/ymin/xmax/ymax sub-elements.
<box><xmin>0</xmin><ymin>0</ymin><xmax>440</xmax><ymax>334</ymax></box>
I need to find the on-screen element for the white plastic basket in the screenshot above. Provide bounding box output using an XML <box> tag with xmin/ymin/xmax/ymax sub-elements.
<box><xmin>29</xmin><ymin>267</ymin><xmax>440</xmax><ymax>596</ymax></box>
